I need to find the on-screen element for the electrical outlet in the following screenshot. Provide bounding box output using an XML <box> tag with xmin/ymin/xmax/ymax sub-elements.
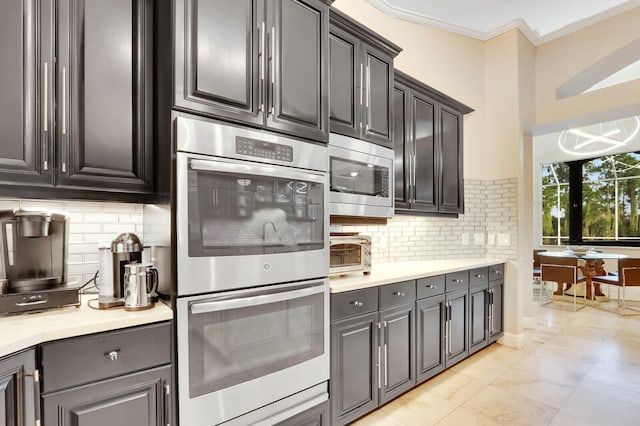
<box><xmin>497</xmin><ymin>233</ymin><xmax>511</xmax><ymax>246</ymax></box>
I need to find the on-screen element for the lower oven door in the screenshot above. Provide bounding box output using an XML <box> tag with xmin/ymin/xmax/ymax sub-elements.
<box><xmin>176</xmin><ymin>279</ymin><xmax>330</xmax><ymax>426</ymax></box>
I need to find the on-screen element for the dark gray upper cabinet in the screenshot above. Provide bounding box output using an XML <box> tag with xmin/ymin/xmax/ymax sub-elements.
<box><xmin>329</xmin><ymin>9</ymin><xmax>401</xmax><ymax>148</ymax></box>
<box><xmin>0</xmin><ymin>0</ymin><xmax>155</xmax><ymax>199</ymax></box>
<box><xmin>0</xmin><ymin>0</ymin><xmax>52</xmax><ymax>186</ymax></box>
<box><xmin>394</xmin><ymin>70</ymin><xmax>472</xmax><ymax>216</ymax></box>
<box><xmin>175</xmin><ymin>0</ymin><xmax>330</xmax><ymax>143</ymax></box>
<box><xmin>0</xmin><ymin>349</ymin><xmax>37</xmax><ymax>426</ymax></box>
<box><xmin>56</xmin><ymin>0</ymin><xmax>154</xmax><ymax>193</ymax></box>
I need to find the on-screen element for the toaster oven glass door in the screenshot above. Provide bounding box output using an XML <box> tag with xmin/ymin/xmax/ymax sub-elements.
<box><xmin>330</xmin><ymin>243</ymin><xmax>363</xmax><ymax>268</ymax></box>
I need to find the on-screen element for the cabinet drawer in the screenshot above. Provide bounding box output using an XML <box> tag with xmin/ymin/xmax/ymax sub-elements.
<box><xmin>469</xmin><ymin>267</ymin><xmax>489</xmax><ymax>286</ymax></box>
<box><xmin>380</xmin><ymin>280</ymin><xmax>416</xmax><ymax>309</ymax></box>
<box><xmin>41</xmin><ymin>322</ymin><xmax>171</xmax><ymax>393</ymax></box>
<box><xmin>416</xmin><ymin>275</ymin><xmax>445</xmax><ymax>299</ymax></box>
<box><xmin>331</xmin><ymin>288</ymin><xmax>378</xmax><ymax>321</ymax></box>
<box><xmin>445</xmin><ymin>271</ymin><xmax>469</xmax><ymax>292</ymax></box>
<box><xmin>489</xmin><ymin>264</ymin><xmax>504</xmax><ymax>281</ymax></box>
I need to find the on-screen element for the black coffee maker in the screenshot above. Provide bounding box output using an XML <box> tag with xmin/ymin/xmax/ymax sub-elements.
<box><xmin>0</xmin><ymin>209</ymin><xmax>80</xmax><ymax>315</ymax></box>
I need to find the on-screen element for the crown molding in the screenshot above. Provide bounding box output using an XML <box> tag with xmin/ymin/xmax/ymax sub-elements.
<box><xmin>366</xmin><ymin>0</ymin><xmax>640</xmax><ymax>46</ymax></box>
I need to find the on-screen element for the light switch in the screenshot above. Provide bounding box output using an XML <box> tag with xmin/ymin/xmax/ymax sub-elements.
<box><xmin>474</xmin><ymin>233</ymin><xmax>485</xmax><ymax>245</ymax></box>
<box><xmin>497</xmin><ymin>233</ymin><xmax>511</xmax><ymax>246</ymax></box>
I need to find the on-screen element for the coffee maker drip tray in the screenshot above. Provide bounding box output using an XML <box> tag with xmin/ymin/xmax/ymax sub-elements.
<box><xmin>0</xmin><ymin>285</ymin><xmax>80</xmax><ymax>316</ymax></box>
<box><xmin>9</xmin><ymin>276</ymin><xmax>62</xmax><ymax>292</ymax></box>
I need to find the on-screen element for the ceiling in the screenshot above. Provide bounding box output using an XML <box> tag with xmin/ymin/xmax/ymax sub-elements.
<box><xmin>367</xmin><ymin>0</ymin><xmax>640</xmax><ymax>45</ymax></box>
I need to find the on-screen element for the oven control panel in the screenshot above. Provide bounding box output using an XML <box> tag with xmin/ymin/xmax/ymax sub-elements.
<box><xmin>236</xmin><ymin>137</ymin><xmax>293</xmax><ymax>162</ymax></box>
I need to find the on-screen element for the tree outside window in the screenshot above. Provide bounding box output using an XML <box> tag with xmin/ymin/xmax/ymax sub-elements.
<box><xmin>541</xmin><ymin>163</ymin><xmax>569</xmax><ymax>245</ymax></box>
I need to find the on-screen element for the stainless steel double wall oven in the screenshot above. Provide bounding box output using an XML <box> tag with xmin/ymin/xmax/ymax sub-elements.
<box><xmin>174</xmin><ymin>116</ymin><xmax>330</xmax><ymax>425</ymax></box>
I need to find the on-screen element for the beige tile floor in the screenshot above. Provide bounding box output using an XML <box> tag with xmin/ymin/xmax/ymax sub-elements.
<box><xmin>352</xmin><ymin>304</ymin><xmax>640</xmax><ymax>426</ymax></box>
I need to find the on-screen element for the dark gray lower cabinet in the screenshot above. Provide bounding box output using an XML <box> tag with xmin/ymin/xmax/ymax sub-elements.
<box><xmin>42</xmin><ymin>365</ymin><xmax>171</xmax><ymax>426</ymax></box>
<box><xmin>489</xmin><ymin>278</ymin><xmax>504</xmax><ymax>343</ymax></box>
<box><xmin>0</xmin><ymin>349</ymin><xmax>37</xmax><ymax>426</ymax></box>
<box><xmin>415</xmin><ymin>294</ymin><xmax>446</xmax><ymax>383</ymax></box>
<box><xmin>330</xmin><ymin>311</ymin><xmax>379</xmax><ymax>426</ymax></box>
<box><xmin>379</xmin><ymin>303</ymin><xmax>415</xmax><ymax>404</ymax></box>
<box><xmin>445</xmin><ymin>288</ymin><xmax>469</xmax><ymax>367</ymax></box>
<box><xmin>469</xmin><ymin>283</ymin><xmax>489</xmax><ymax>355</ymax></box>
<box><xmin>275</xmin><ymin>400</ymin><xmax>330</xmax><ymax>426</ymax></box>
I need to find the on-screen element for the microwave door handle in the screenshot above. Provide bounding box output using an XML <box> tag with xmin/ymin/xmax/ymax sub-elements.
<box><xmin>188</xmin><ymin>158</ymin><xmax>326</xmax><ymax>185</ymax></box>
<box><xmin>190</xmin><ymin>285</ymin><xmax>324</xmax><ymax>314</ymax></box>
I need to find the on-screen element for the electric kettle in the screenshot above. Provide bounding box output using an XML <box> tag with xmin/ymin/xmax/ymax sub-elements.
<box><xmin>123</xmin><ymin>263</ymin><xmax>158</xmax><ymax>311</ymax></box>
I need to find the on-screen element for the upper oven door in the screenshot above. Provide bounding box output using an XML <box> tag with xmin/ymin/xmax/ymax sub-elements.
<box><xmin>176</xmin><ymin>152</ymin><xmax>329</xmax><ymax>295</ymax></box>
<box><xmin>329</xmin><ymin>133</ymin><xmax>394</xmax><ymax>217</ymax></box>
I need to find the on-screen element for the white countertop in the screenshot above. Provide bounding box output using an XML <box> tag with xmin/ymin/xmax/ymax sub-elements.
<box><xmin>0</xmin><ymin>294</ymin><xmax>173</xmax><ymax>358</ymax></box>
<box><xmin>330</xmin><ymin>258</ymin><xmax>505</xmax><ymax>293</ymax></box>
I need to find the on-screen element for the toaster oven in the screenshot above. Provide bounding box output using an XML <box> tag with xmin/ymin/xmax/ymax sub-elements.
<box><xmin>329</xmin><ymin>233</ymin><xmax>371</xmax><ymax>276</ymax></box>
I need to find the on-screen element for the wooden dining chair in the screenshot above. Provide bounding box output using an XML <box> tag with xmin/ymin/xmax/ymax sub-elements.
<box><xmin>592</xmin><ymin>258</ymin><xmax>640</xmax><ymax>314</ymax></box>
<box><xmin>540</xmin><ymin>255</ymin><xmax>587</xmax><ymax>311</ymax></box>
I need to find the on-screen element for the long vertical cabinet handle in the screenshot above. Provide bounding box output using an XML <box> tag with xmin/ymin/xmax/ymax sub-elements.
<box><xmin>24</xmin><ymin>369</ymin><xmax>41</xmax><ymax>426</ymax></box>
<box><xmin>269</xmin><ymin>26</ymin><xmax>275</xmax><ymax>116</ymax></box>
<box><xmin>377</xmin><ymin>322</ymin><xmax>382</xmax><ymax>390</ymax></box>
<box><xmin>359</xmin><ymin>63</ymin><xmax>363</xmax><ymax>130</ymax></box>
<box><xmin>61</xmin><ymin>66</ymin><xmax>67</xmax><ymax>173</ymax></box>
<box><xmin>163</xmin><ymin>383</ymin><xmax>171</xmax><ymax>426</ymax></box>
<box><xmin>447</xmin><ymin>303</ymin><xmax>452</xmax><ymax>354</ymax></box>
<box><xmin>365</xmin><ymin>64</ymin><xmax>370</xmax><ymax>131</ymax></box>
<box><xmin>383</xmin><ymin>321</ymin><xmax>388</xmax><ymax>387</ymax></box>
<box><xmin>258</xmin><ymin>22</ymin><xmax>265</xmax><ymax>112</ymax></box>
<box><xmin>42</xmin><ymin>62</ymin><xmax>48</xmax><ymax>171</ymax></box>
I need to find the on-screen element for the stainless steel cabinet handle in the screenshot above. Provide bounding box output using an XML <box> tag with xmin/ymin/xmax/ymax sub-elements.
<box><xmin>105</xmin><ymin>349</ymin><xmax>122</xmax><ymax>362</ymax></box>
<box><xmin>43</xmin><ymin>62</ymin><xmax>48</xmax><ymax>133</ymax></box>
<box><xmin>351</xmin><ymin>301</ymin><xmax>364</xmax><ymax>307</ymax></box>
<box><xmin>163</xmin><ymin>383</ymin><xmax>171</xmax><ymax>426</ymax></box>
<box><xmin>270</xmin><ymin>27</ymin><xmax>275</xmax><ymax>85</ymax></box>
<box><xmin>260</xmin><ymin>22</ymin><xmax>265</xmax><ymax>81</ymax></box>
<box><xmin>62</xmin><ymin>66</ymin><xmax>68</xmax><ymax>173</ymax></box>
<box><xmin>24</xmin><ymin>369</ymin><xmax>41</xmax><ymax>426</ymax></box>
<box><xmin>259</xmin><ymin>22</ymin><xmax>265</xmax><ymax>112</ymax></box>
<box><xmin>426</xmin><ymin>284</ymin><xmax>437</xmax><ymax>289</ymax></box>
<box><xmin>15</xmin><ymin>299</ymin><xmax>47</xmax><ymax>307</ymax></box>
<box><xmin>453</xmin><ymin>279</ymin><xmax>463</xmax><ymax>283</ymax></box>
<box><xmin>475</xmin><ymin>274</ymin><xmax>485</xmax><ymax>278</ymax></box>
<box><xmin>448</xmin><ymin>302</ymin><xmax>452</xmax><ymax>354</ymax></box>
<box><xmin>384</xmin><ymin>343</ymin><xmax>388</xmax><ymax>386</ymax></box>
<box><xmin>377</xmin><ymin>345</ymin><xmax>382</xmax><ymax>389</ymax></box>
<box><xmin>359</xmin><ymin>63</ymin><xmax>363</xmax><ymax>106</ymax></box>
<box><xmin>394</xmin><ymin>291</ymin><xmax>405</xmax><ymax>297</ymax></box>
<box><xmin>494</xmin><ymin>270</ymin><xmax>503</xmax><ymax>274</ymax></box>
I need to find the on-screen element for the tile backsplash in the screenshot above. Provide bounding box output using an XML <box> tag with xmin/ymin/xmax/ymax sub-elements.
<box><xmin>340</xmin><ymin>178</ymin><xmax>518</xmax><ymax>263</ymax></box>
<box><xmin>0</xmin><ymin>199</ymin><xmax>144</xmax><ymax>287</ymax></box>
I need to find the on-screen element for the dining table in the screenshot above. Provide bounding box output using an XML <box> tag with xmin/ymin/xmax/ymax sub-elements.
<box><xmin>538</xmin><ymin>250</ymin><xmax>628</xmax><ymax>300</ymax></box>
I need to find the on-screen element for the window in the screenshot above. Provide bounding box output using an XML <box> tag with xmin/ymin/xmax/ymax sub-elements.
<box><xmin>541</xmin><ymin>152</ymin><xmax>640</xmax><ymax>246</ymax></box>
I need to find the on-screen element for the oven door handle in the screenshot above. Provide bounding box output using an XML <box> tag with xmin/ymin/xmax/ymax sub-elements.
<box><xmin>190</xmin><ymin>285</ymin><xmax>324</xmax><ymax>314</ymax></box>
<box><xmin>188</xmin><ymin>158</ymin><xmax>326</xmax><ymax>184</ymax></box>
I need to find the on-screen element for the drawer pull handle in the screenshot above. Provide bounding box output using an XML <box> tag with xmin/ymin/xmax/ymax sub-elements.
<box><xmin>352</xmin><ymin>301</ymin><xmax>364</xmax><ymax>307</ymax></box>
<box><xmin>394</xmin><ymin>291</ymin><xmax>405</xmax><ymax>297</ymax></box>
<box><xmin>426</xmin><ymin>285</ymin><xmax>437</xmax><ymax>289</ymax></box>
<box><xmin>105</xmin><ymin>349</ymin><xmax>122</xmax><ymax>362</ymax></box>
<box><xmin>494</xmin><ymin>270</ymin><xmax>503</xmax><ymax>274</ymax></box>
<box><xmin>475</xmin><ymin>274</ymin><xmax>485</xmax><ymax>278</ymax></box>
<box><xmin>452</xmin><ymin>279</ymin><xmax>463</xmax><ymax>283</ymax></box>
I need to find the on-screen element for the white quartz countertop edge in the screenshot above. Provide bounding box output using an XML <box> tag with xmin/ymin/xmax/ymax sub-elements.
<box><xmin>0</xmin><ymin>294</ymin><xmax>173</xmax><ymax>359</ymax></box>
<box><xmin>330</xmin><ymin>258</ymin><xmax>506</xmax><ymax>293</ymax></box>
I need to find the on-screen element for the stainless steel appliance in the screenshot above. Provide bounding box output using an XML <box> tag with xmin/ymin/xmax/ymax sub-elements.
<box><xmin>123</xmin><ymin>263</ymin><xmax>158</xmax><ymax>311</ymax></box>
<box><xmin>0</xmin><ymin>209</ymin><xmax>79</xmax><ymax>315</ymax></box>
<box><xmin>329</xmin><ymin>133</ymin><xmax>395</xmax><ymax>218</ymax></box>
<box><xmin>329</xmin><ymin>232</ymin><xmax>372</xmax><ymax>276</ymax></box>
<box><xmin>97</xmin><ymin>232</ymin><xmax>143</xmax><ymax>308</ymax></box>
<box><xmin>175</xmin><ymin>116</ymin><xmax>330</xmax><ymax>425</ymax></box>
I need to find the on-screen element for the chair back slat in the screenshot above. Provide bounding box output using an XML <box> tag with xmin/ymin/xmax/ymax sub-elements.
<box><xmin>540</xmin><ymin>255</ymin><xmax>579</xmax><ymax>284</ymax></box>
<box><xmin>619</xmin><ymin>258</ymin><xmax>640</xmax><ymax>287</ymax></box>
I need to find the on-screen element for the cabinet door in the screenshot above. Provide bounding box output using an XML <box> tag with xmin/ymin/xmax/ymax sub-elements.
<box><xmin>43</xmin><ymin>365</ymin><xmax>171</xmax><ymax>426</ymax></box>
<box><xmin>175</xmin><ymin>0</ymin><xmax>263</xmax><ymax>126</ymax></box>
<box><xmin>362</xmin><ymin>44</ymin><xmax>393</xmax><ymax>148</ymax></box>
<box><xmin>329</xmin><ymin>26</ymin><xmax>360</xmax><ymax>139</ymax></box>
<box><xmin>0</xmin><ymin>349</ymin><xmax>36</xmax><ymax>426</ymax></box>
<box><xmin>392</xmin><ymin>84</ymin><xmax>411</xmax><ymax>210</ymax></box>
<box><xmin>330</xmin><ymin>312</ymin><xmax>378</xmax><ymax>426</ymax></box>
<box><xmin>469</xmin><ymin>284</ymin><xmax>488</xmax><ymax>355</ymax></box>
<box><xmin>411</xmin><ymin>92</ymin><xmax>438</xmax><ymax>212</ymax></box>
<box><xmin>380</xmin><ymin>304</ymin><xmax>415</xmax><ymax>404</ymax></box>
<box><xmin>415</xmin><ymin>295</ymin><xmax>446</xmax><ymax>384</ymax></box>
<box><xmin>268</xmin><ymin>0</ymin><xmax>329</xmax><ymax>142</ymax></box>
<box><xmin>446</xmin><ymin>288</ymin><xmax>468</xmax><ymax>367</ymax></box>
<box><xmin>439</xmin><ymin>106</ymin><xmax>464</xmax><ymax>213</ymax></box>
<box><xmin>489</xmin><ymin>279</ymin><xmax>504</xmax><ymax>342</ymax></box>
<box><xmin>0</xmin><ymin>0</ymin><xmax>52</xmax><ymax>186</ymax></box>
<box><xmin>57</xmin><ymin>0</ymin><xmax>153</xmax><ymax>193</ymax></box>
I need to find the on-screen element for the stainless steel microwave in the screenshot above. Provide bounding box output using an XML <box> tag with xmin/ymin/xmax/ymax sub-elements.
<box><xmin>328</xmin><ymin>133</ymin><xmax>394</xmax><ymax>218</ymax></box>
